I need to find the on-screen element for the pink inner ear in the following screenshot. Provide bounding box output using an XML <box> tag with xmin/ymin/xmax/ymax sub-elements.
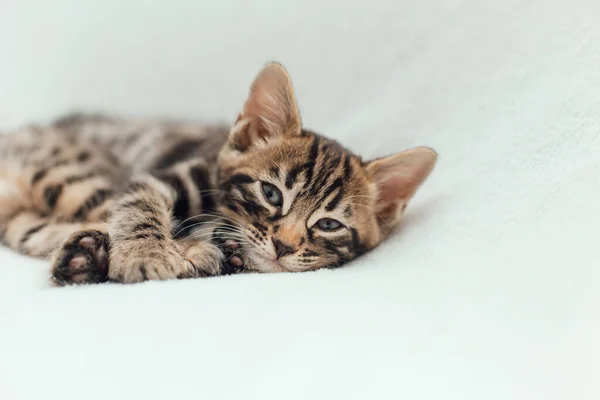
<box><xmin>368</xmin><ymin>147</ymin><xmax>437</xmax><ymax>213</ymax></box>
<box><xmin>240</xmin><ymin>63</ymin><xmax>301</xmax><ymax>141</ymax></box>
<box><xmin>376</xmin><ymin>174</ymin><xmax>416</xmax><ymax>206</ymax></box>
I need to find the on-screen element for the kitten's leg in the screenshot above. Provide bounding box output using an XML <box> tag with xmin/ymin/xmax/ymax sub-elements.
<box><xmin>0</xmin><ymin>137</ymin><xmax>115</xmax><ymax>257</ymax></box>
<box><xmin>107</xmin><ymin>175</ymin><xmax>223</xmax><ymax>283</ymax></box>
<box><xmin>10</xmin><ymin>137</ymin><xmax>120</xmax><ymax>284</ymax></box>
<box><xmin>1</xmin><ymin>209</ymin><xmax>110</xmax><ymax>285</ymax></box>
<box><xmin>157</xmin><ymin>157</ymin><xmax>228</xmax><ymax>276</ymax></box>
<box><xmin>152</xmin><ymin>157</ymin><xmax>246</xmax><ymax>275</ymax></box>
<box><xmin>28</xmin><ymin>150</ymin><xmax>117</xmax><ymax>223</ymax></box>
<box><xmin>48</xmin><ymin>225</ymin><xmax>227</xmax><ymax>286</ymax></box>
<box><xmin>2</xmin><ymin>210</ymin><xmax>106</xmax><ymax>258</ymax></box>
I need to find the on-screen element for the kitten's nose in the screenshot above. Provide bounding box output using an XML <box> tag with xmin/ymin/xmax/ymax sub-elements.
<box><xmin>272</xmin><ymin>238</ymin><xmax>295</xmax><ymax>259</ymax></box>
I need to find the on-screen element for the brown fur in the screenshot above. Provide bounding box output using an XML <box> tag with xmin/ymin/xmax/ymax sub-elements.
<box><xmin>0</xmin><ymin>63</ymin><xmax>437</xmax><ymax>285</ymax></box>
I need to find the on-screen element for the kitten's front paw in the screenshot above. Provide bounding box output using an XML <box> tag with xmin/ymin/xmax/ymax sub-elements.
<box><xmin>220</xmin><ymin>240</ymin><xmax>245</xmax><ymax>275</ymax></box>
<box><xmin>180</xmin><ymin>241</ymin><xmax>224</xmax><ymax>278</ymax></box>
<box><xmin>108</xmin><ymin>245</ymin><xmax>185</xmax><ymax>283</ymax></box>
<box><xmin>51</xmin><ymin>230</ymin><xmax>110</xmax><ymax>286</ymax></box>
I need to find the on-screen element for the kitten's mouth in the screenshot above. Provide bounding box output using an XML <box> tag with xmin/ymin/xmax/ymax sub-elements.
<box><xmin>255</xmin><ymin>257</ymin><xmax>289</xmax><ymax>272</ymax></box>
<box><xmin>234</xmin><ymin>243</ymin><xmax>290</xmax><ymax>273</ymax></box>
<box><xmin>241</xmin><ymin>249</ymin><xmax>289</xmax><ymax>273</ymax></box>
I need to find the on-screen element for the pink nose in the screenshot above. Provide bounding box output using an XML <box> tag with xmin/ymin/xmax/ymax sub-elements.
<box><xmin>272</xmin><ymin>238</ymin><xmax>295</xmax><ymax>259</ymax></box>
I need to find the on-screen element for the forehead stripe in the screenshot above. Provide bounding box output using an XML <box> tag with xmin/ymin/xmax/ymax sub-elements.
<box><xmin>325</xmin><ymin>186</ymin><xmax>344</xmax><ymax>212</ymax></box>
<box><xmin>310</xmin><ymin>154</ymin><xmax>342</xmax><ymax>197</ymax></box>
<box><xmin>309</xmin><ymin>136</ymin><xmax>320</xmax><ymax>159</ymax></box>
<box><xmin>269</xmin><ymin>166</ymin><xmax>280</xmax><ymax>178</ymax></box>
<box><xmin>342</xmin><ymin>155</ymin><xmax>352</xmax><ymax>181</ymax></box>
<box><xmin>308</xmin><ymin>158</ymin><xmax>332</xmax><ymax>195</ymax></box>
<box><xmin>319</xmin><ymin>176</ymin><xmax>343</xmax><ymax>205</ymax></box>
<box><xmin>285</xmin><ymin>163</ymin><xmax>303</xmax><ymax>189</ymax></box>
<box><xmin>303</xmin><ymin>137</ymin><xmax>321</xmax><ymax>185</ymax></box>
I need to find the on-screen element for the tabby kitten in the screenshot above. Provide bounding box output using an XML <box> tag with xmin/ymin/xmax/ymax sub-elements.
<box><xmin>0</xmin><ymin>63</ymin><xmax>437</xmax><ymax>285</ymax></box>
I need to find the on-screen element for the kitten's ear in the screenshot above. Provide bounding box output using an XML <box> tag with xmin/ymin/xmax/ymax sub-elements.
<box><xmin>365</xmin><ymin>147</ymin><xmax>437</xmax><ymax>227</ymax></box>
<box><xmin>230</xmin><ymin>62</ymin><xmax>302</xmax><ymax>151</ymax></box>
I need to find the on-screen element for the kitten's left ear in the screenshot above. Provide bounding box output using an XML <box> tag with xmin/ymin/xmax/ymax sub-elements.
<box><xmin>365</xmin><ymin>147</ymin><xmax>437</xmax><ymax>228</ymax></box>
<box><xmin>230</xmin><ymin>62</ymin><xmax>302</xmax><ymax>151</ymax></box>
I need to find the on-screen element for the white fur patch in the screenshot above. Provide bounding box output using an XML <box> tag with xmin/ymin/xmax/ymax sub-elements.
<box><xmin>0</xmin><ymin>178</ymin><xmax>19</xmax><ymax>198</ymax></box>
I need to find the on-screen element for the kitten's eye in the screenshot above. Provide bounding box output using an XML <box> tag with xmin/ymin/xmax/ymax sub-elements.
<box><xmin>316</xmin><ymin>218</ymin><xmax>343</xmax><ymax>231</ymax></box>
<box><xmin>261</xmin><ymin>182</ymin><xmax>283</xmax><ymax>207</ymax></box>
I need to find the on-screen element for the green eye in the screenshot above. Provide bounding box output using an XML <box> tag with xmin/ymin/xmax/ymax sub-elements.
<box><xmin>316</xmin><ymin>218</ymin><xmax>343</xmax><ymax>231</ymax></box>
<box><xmin>261</xmin><ymin>182</ymin><xmax>283</xmax><ymax>207</ymax></box>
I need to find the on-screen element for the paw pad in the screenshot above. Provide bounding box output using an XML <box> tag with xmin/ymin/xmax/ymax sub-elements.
<box><xmin>51</xmin><ymin>230</ymin><xmax>110</xmax><ymax>286</ymax></box>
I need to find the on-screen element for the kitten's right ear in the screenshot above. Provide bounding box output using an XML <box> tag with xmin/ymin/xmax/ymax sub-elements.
<box><xmin>229</xmin><ymin>62</ymin><xmax>302</xmax><ymax>151</ymax></box>
<box><xmin>365</xmin><ymin>147</ymin><xmax>437</xmax><ymax>231</ymax></box>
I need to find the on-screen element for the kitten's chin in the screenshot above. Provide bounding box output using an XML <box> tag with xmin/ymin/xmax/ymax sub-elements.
<box><xmin>242</xmin><ymin>251</ymin><xmax>289</xmax><ymax>273</ymax></box>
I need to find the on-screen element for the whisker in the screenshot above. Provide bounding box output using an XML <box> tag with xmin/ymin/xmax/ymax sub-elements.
<box><xmin>187</xmin><ymin>229</ymin><xmax>246</xmax><ymax>239</ymax></box>
<box><xmin>172</xmin><ymin>210</ymin><xmax>246</xmax><ymax>237</ymax></box>
<box><xmin>187</xmin><ymin>237</ymin><xmax>248</xmax><ymax>247</ymax></box>
<box><xmin>191</xmin><ymin>229</ymin><xmax>246</xmax><ymax>238</ymax></box>
<box><xmin>342</xmin><ymin>201</ymin><xmax>386</xmax><ymax>222</ymax></box>
<box><xmin>172</xmin><ymin>215</ymin><xmax>215</xmax><ymax>236</ymax></box>
<box><xmin>345</xmin><ymin>202</ymin><xmax>379</xmax><ymax>214</ymax></box>
<box><xmin>183</xmin><ymin>224</ymin><xmax>241</xmax><ymax>235</ymax></box>
<box><xmin>173</xmin><ymin>214</ymin><xmax>220</xmax><ymax>229</ymax></box>
<box><xmin>189</xmin><ymin>232</ymin><xmax>247</xmax><ymax>242</ymax></box>
<box><xmin>189</xmin><ymin>212</ymin><xmax>245</xmax><ymax>227</ymax></box>
<box><xmin>173</xmin><ymin>217</ymin><xmax>241</xmax><ymax>238</ymax></box>
<box><xmin>343</xmin><ymin>194</ymin><xmax>372</xmax><ymax>200</ymax></box>
<box><xmin>210</xmin><ymin>214</ymin><xmax>246</xmax><ymax>226</ymax></box>
<box><xmin>197</xmin><ymin>188</ymin><xmax>228</xmax><ymax>196</ymax></box>
<box><xmin>209</xmin><ymin>236</ymin><xmax>248</xmax><ymax>243</ymax></box>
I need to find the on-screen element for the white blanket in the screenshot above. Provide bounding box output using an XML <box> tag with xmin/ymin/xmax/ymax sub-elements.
<box><xmin>1</xmin><ymin>1</ymin><xmax>598</xmax><ymax>399</ymax></box>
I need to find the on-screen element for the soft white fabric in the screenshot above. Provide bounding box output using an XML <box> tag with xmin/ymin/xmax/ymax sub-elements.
<box><xmin>1</xmin><ymin>1</ymin><xmax>598</xmax><ymax>399</ymax></box>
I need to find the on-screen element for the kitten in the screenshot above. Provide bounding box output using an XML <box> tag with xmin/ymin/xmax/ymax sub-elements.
<box><xmin>0</xmin><ymin>63</ymin><xmax>437</xmax><ymax>285</ymax></box>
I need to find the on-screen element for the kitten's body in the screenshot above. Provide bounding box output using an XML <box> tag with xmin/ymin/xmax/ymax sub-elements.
<box><xmin>0</xmin><ymin>114</ymin><xmax>230</xmax><ymax>236</ymax></box>
<box><xmin>0</xmin><ymin>116</ymin><xmax>233</xmax><ymax>282</ymax></box>
<box><xmin>0</xmin><ymin>63</ymin><xmax>437</xmax><ymax>285</ymax></box>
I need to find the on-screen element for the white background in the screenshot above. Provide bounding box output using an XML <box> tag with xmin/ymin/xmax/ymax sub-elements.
<box><xmin>1</xmin><ymin>1</ymin><xmax>598</xmax><ymax>399</ymax></box>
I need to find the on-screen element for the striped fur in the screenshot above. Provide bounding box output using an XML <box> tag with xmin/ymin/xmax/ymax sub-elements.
<box><xmin>0</xmin><ymin>117</ymin><xmax>229</xmax><ymax>284</ymax></box>
<box><xmin>0</xmin><ymin>62</ymin><xmax>438</xmax><ymax>285</ymax></box>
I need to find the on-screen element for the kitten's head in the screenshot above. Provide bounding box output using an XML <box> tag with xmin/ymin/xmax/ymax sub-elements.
<box><xmin>216</xmin><ymin>63</ymin><xmax>437</xmax><ymax>273</ymax></box>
